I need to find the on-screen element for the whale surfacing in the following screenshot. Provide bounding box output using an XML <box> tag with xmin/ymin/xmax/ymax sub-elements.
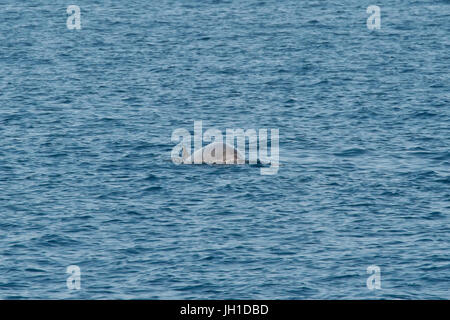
<box><xmin>182</xmin><ymin>142</ymin><xmax>244</xmax><ymax>165</ymax></box>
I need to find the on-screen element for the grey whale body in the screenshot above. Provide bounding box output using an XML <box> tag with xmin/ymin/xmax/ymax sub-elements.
<box><xmin>182</xmin><ymin>142</ymin><xmax>245</xmax><ymax>165</ymax></box>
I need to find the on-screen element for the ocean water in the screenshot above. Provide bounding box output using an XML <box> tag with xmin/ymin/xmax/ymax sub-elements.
<box><xmin>0</xmin><ymin>0</ymin><xmax>449</xmax><ymax>299</ymax></box>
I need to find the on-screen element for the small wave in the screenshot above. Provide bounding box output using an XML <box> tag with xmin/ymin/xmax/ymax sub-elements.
<box><xmin>333</xmin><ymin>148</ymin><xmax>367</xmax><ymax>157</ymax></box>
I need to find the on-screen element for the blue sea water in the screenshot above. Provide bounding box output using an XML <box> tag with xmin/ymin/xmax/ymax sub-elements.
<box><xmin>0</xmin><ymin>0</ymin><xmax>449</xmax><ymax>299</ymax></box>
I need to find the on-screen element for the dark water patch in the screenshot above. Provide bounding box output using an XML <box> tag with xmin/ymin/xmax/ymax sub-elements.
<box><xmin>333</xmin><ymin>148</ymin><xmax>367</xmax><ymax>157</ymax></box>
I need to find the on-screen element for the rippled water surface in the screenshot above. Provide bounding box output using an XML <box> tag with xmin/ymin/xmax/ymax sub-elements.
<box><xmin>0</xmin><ymin>0</ymin><xmax>449</xmax><ymax>299</ymax></box>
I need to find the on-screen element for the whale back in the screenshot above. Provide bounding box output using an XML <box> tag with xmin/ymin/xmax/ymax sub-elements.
<box><xmin>184</xmin><ymin>142</ymin><xmax>244</xmax><ymax>164</ymax></box>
